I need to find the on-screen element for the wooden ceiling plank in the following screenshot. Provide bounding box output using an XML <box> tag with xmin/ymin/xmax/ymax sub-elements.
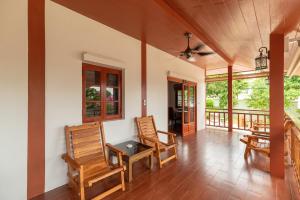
<box><xmin>153</xmin><ymin>0</ymin><xmax>233</xmax><ymax>64</ymax></box>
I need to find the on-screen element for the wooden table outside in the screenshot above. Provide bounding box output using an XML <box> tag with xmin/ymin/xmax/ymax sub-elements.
<box><xmin>109</xmin><ymin>140</ymin><xmax>153</xmax><ymax>182</ymax></box>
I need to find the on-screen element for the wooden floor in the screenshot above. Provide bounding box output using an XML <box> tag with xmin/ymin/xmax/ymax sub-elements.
<box><xmin>33</xmin><ymin>128</ymin><xmax>300</xmax><ymax>200</ymax></box>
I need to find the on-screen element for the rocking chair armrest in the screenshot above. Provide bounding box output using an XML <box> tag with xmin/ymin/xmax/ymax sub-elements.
<box><xmin>61</xmin><ymin>153</ymin><xmax>81</xmax><ymax>169</ymax></box>
<box><xmin>251</xmin><ymin>129</ymin><xmax>270</xmax><ymax>134</ymax></box>
<box><xmin>140</xmin><ymin>135</ymin><xmax>159</xmax><ymax>143</ymax></box>
<box><xmin>157</xmin><ymin>130</ymin><xmax>176</xmax><ymax>137</ymax></box>
<box><xmin>247</xmin><ymin>135</ymin><xmax>270</xmax><ymax>141</ymax></box>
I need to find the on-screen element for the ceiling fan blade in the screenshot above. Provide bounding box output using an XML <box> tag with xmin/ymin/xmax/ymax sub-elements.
<box><xmin>197</xmin><ymin>52</ymin><xmax>215</xmax><ymax>56</ymax></box>
<box><xmin>192</xmin><ymin>44</ymin><xmax>205</xmax><ymax>51</ymax></box>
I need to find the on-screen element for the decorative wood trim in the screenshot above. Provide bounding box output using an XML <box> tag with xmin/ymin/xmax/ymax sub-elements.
<box><xmin>27</xmin><ymin>0</ymin><xmax>45</xmax><ymax>198</ymax></box>
<box><xmin>167</xmin><ymin>76</ymin><xmax>183</xmax><ymax>83</ymax></box>
<box><xmin>141</xmin><ymin>41</ymin><xmax>147</xmax><ymax>117</ymax></box>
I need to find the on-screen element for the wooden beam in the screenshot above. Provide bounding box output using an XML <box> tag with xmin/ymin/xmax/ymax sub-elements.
<box><xmin>269</xmin><ymin>33</ymin><xmax>285</xmax><ymax>178</ymax></box>
<box><xmin>153</xmin><ymin>0</ymin><xmax>232</xmax><ymax>64</ymax></box>
<box><xmin>141</xmin><ymin>40</ymin><xmax>147</xmax><ymax>117</ymax></box>
<box><xmin>228</xmin><ymin>65</ymin><xmax>233</xmax><ymax>132</ymax></box>
<box><xmin>28</xmin><ymin>0</ymin><xmax>45</xmax><ymax>198</ymax></box>
<box><xmin>205</xmin><ymin>72</ymin><xmax>269</xmax><ymax>82</ymax></box>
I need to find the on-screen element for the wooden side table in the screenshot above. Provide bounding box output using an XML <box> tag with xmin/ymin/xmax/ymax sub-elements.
<box><xmin>109</xmin><ymin>140</ymin><xmax>153</xmax><ymax>182</ymax></box>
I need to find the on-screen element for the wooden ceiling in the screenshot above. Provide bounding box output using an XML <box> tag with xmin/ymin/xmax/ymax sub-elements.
<box><xmin>52</xmin><ymin>0</ymin><xmax>300</xmax><ymax>71</ymax></box>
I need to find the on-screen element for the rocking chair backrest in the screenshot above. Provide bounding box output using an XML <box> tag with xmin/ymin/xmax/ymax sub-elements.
<box><xmin>284</xmin><ymin>119</ymin><xmax>293</xmax><ymax>133</ymax></box>
<box><xmin>65</xmin><ymin>122</ymin><xmax>107</xmax><ymax>162</ymax></box>
<box><xmin>135</xmin><ymin>116</ymin><xmax>158</xmax><ymax>142</ymax></box>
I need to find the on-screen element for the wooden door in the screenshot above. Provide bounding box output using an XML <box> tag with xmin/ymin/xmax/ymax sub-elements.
<box><xmin>182</xmin><ymin>82</ymin><xmax>196</xmax><ymax>136</ymax></box>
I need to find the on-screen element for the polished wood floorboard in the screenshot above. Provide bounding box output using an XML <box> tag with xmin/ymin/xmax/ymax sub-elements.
<box><xmin>33</xmin><ymin>128</ymin><xmax>300</xmax><ymax>200</ymax></box>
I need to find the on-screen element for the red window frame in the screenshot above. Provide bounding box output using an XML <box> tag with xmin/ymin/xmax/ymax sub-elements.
<box><xmin>82</xmin><ymin>63</ymin><xmax>123</xmax><ymax>122</ymax></box>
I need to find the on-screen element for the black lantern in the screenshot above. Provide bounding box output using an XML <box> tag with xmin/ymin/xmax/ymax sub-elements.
<box><xmin>255</xmin><ymin>47</ymin><xmax>269</xmax><ymax>70</ymax></box>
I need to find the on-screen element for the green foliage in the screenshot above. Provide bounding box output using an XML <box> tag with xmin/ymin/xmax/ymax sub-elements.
<box><xmin>206</xmin><ymin>99</ymin><xmax>214</xmax><ymax>108</ymax></box>
<box><xmin>246</xmin><ymin>78</ymin><xmax>269</xmax><ymax>109</ymax></box>
<box><xmin>206</xmin><ymin>79</ymin><xmax>248</xmax><ymax>108</ymax></box>
<box><xmin>284</xmin><ymin>76</ymin><xmax>300</xmax><ymax>108</ymax></box>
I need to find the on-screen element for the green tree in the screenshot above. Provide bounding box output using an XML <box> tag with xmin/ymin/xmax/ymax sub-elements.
<box><xmin>284</xmin><ymin>76</ymin><xmax>300</xmax><ymax>108</ymax></box>
<box><xmin>206</xmin><ymin>99</ymin><xmax>214</xmax><ymax>108</ymax></box>
<box><xmin>246</xmin><ymin>78</ymin><xmax>269</xmax><ymax>109</ymax></box>
<box><xmin>206</xmin><ymin>79</ymin><xmax>248</xmax><ymax>108</ymax></box>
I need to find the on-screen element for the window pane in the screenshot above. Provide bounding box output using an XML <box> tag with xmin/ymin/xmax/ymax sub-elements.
<box><xmin>106</xmin><ymin>87</ymin><xmax>119</xmax><ymax>101</ymax></box>
<box><xmin>107</xmin><ymin>73</ymin><xmax>119</xmax><ymax>87</ymax></box>
<box><xmin>106</xmin><ymin>102</ymin><xmax>119</xmax><ymax>115</ymax></box>
<box><xmin>86</xmin><ymin>102</ymin><xmax>101</xmax><ymax>117</ymax></box>
<box><xmin>85</xmin><ymin>71</ymin><xmax>101</xmax><ymax>101</ymax></box>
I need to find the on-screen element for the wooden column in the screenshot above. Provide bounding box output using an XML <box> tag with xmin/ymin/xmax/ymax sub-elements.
<box><xmin>141</xmin><ymin>40</ymin><xmax>147</xmax><ymax>116</ymax></box>
<box><xmin>228</xmin><ymin>65</ymin><xmax>233</xmax><ymax>132</ymax></box>
<box><xmin>269</xmin><ymin>33</ymin><xmax>285</xmax><ymax>178</ymax></box>
<box><xmin>28</xmin><ymin>0</ymin><xmax>45</xmax><ymax>198</ymax></box>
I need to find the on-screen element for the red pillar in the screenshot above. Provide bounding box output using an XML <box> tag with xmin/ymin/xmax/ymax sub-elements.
<box><xmin>269</xmin><ymin>33</ymin><xmax>285</xmax><ymax>178</ymax></box>
<box><xmin>28</xmin><ymin>0</ymin><xmax>45</xmax><ymax>198</ymax></box>
<box><xmin>228</xmin><ymin>65</ymin><xmax>233</xmax><ymax>132</ymax></box>
<box><xmin>141</xmin><ymin>40</ymin><xmax>147</xmax><ymax>117</ymax></box>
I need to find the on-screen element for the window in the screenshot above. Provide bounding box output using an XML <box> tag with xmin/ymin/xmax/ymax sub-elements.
<box><xmin>82</xmin><ymin>63</ymin><xmax>122</xmax><ymax>122</ymax></box>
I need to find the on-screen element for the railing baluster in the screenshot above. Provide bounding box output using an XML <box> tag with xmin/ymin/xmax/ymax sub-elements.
<box><xmin>218</xmin><ymin>112</ymin><xmax>220</xmax><ymax>127</ymax></box>
<box><xmin>209</xmin><ymin>112</ymin><xmax>211</xmax><ymax>126</ymax></box>
<box><xmin>237</xmin><ymin>113</ymin><xmax>240</xmax><ymax>129</ymax></box>
<box><xmin>243</xmin><ymin>113</ymin><xmax>246</xmax><ymax>130</ymax></box>
<box><xmin>264</xmin><ymin>115</ymin><xmax>267</xmax><ymax>132</ymax></box>
<box><xmin>223</xmin><ymin>112</ymin><xmax>226</xmax><ymax>127</ymax></box>
<box><xmin>213</xmin><ymin>112</ymin><xmax>215</xmax><ymax>127</ymax></box>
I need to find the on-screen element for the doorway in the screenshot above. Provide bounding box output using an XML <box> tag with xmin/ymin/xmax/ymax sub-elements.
<box><xmin>168</xmin><ymin>77</ymin><xmax>197</xmax><ymax>136</ymax></box>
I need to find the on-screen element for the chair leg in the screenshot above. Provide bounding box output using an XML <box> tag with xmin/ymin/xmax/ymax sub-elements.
<box><xmin>120</xmin><ymin>171</ymin><xmax>125</xmax><ymax>191</ymax></box>
<box><xmin>79</xmin><ymin>167</ymin><xmax>85</xmax><ymax>200</ymax></box>
<box><xmin>79</xmin><ymin>184</ymin><xmax>85</xmax><ymax>200</ymax></box>
<box><xmin>173</xmin><ymin>147</ymin><xmax>177</xmax><ymax>159</ymax></box>
<box><xmin>157</xmin><ymin>151</ymin><xmax>163</xmax><ymax>169</ymax></box>
<box><xmin>244</xmin><ymin>146</ymin><xmax>250</xmax><ymax>159</ymax></box>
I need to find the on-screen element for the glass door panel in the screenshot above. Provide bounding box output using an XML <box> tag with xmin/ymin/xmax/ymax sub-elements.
<box><xmin>189</xmin><ymin>86</ymin><xmax>195</xmax><ymax>123</ymax></box>
<box><xmin>183</xmin><ymin>84</ymin><xmax>189</xmax><ymax>124</ymax></box>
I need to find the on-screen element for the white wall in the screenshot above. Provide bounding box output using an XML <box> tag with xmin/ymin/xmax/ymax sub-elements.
<box><xmin>45</xmin><ymin>0</ymin><xmax>141</xmax><ymax>191</ymax></box>
<box><xmin>147</xmin><ymin>45</ymin><xmax>206</xmax><ymax>131</ymax></box>
<box><xmin>0</xmin><ymin>1</ymin><xmax>28</xmax><ymax>200</ymax></box>
<box><xmin>45</xmin><ymin>0</ymin><xmax>205</xmax><ymax>192</ymax></box>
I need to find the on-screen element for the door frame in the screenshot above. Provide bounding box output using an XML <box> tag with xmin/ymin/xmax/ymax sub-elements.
<box><xmin>167</xmin><ymin>76</ymin><xmax>197</xmax><ymax>135</ymax></box>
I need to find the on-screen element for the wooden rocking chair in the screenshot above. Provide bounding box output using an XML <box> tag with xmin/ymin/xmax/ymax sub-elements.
<box><xmin>62</xmin><ymin>122</ymin><xmax>125</xmax><ymax>200</ymax></box>
<box><xmin>241</xmin><ymin>119</ymin><xmax>293</xmax><ymax>159</ymax></box>
<box><xmin>135</xmin><ymin>116</ymin><xmax>177</xmax><ymax>168</ymax></box>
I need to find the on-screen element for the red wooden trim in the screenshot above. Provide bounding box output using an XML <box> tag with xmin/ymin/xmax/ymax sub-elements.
<box><xmin>228</xmin><ymin>65</ymin><xmax>233</xmax><ymax>132</ymax></box>
<box><xmin>27</xmin><ymin>0</ymin><xmax>45</xmax><ymax>198</ymax></box>
<box><xmin>270</xmin><ymin>33</ymin><xmax>285</xmax><ymax>178</ymax></box>
<box><xmin>82</xmin><ymin>63</ymin><xmax>123</xmax><ymax>122</ymax></box>
<box><xmin>141</xmin><ymin>40</ymin><xmax>147</xmax><ymax>117</ymax></box>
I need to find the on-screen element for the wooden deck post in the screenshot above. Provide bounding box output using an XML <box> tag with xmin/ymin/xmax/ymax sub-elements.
<box><xmin>141</xmin><ymin>40</ymin><xmax>147</xmax><ymax>117</ymax></box>
<box><xmin>269</xmin><ymin>33</ymin><xmax>285</xmax><ymax>178</ymax></box>
<box><xmin>228</xmin><ymin>65</ymin><xmax>233</xmax><ymax>132</ymax></box>
<box><xmin>28</xmin><ymin>0</ymin><xmax>45</xmax><ymax>198</ymax></box>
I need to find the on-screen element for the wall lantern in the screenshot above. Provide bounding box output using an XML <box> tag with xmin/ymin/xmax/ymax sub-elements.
<box><xmin>255</xmin><ymin>47</ymin><xmax>269</xmax><ymax>70</ymax></box>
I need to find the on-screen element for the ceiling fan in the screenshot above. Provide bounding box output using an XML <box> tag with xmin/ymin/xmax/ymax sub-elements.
<box><xmin>180</xmin><ymin>32</ymin><xmax>214</xmax><ymax>62</ymax></box>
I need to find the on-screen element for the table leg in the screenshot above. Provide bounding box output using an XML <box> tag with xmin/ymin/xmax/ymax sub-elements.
<box><xmin>128</xmin><ymin>159</ymin><xmax>133</xmax><ymax>183</ymax></box>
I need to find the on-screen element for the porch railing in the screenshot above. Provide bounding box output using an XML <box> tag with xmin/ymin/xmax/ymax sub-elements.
<box><xmin>286</xmin><ymin>111</ymin><xmax>300</xmax><ymax>192</ymax></box>
<box><xmin>205</xmin><ymin>108</ymin><xmax>270</xmax><ymax>131</ymax></box>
